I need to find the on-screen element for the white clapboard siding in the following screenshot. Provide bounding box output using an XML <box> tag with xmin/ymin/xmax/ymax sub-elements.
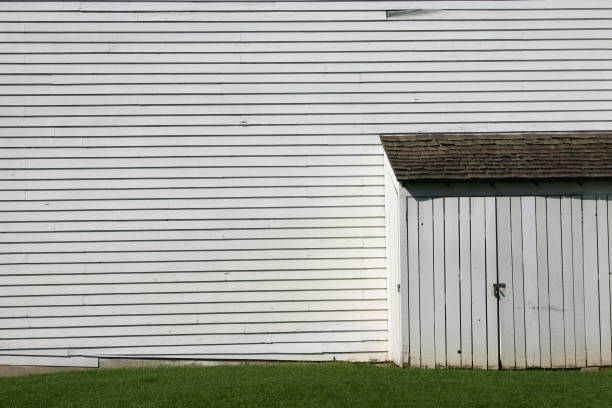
<box><xmin>4</xmin><ymin>112</ymin><xmax>612</xmax><ymax>129</ymax></box>
<box><xmin>0</xmin><ymin>279</ymin><xmax>387</xmax><ymax>298</ymax></box>
<box><xmin>0</xmin><ymin>197</ymin><xmax>384</xmax><ymax>212</ymax></box>
<box><xmin>0</xmin><ymin>167</ymin><xmax>385</xmax><ymax>180</ymax></box>
<box><xmin>8</xmin><ymin>73</ymin><xmax>612</xmax><ymax>86</ymax></box>
<box><xmin>0</xmin><ymin>226</ymin><xmax>386</xmax><ymax>243</ymax></box>
<box><xmin>1</xmin><ymin>320</ymin><xmax>388</xmax><ymax>340</ymax></box>
<box><xmin>0</xmin><ymin>331</ymin><xmax>389</xmax><ymax>352</ymax></box>
<box><xmin>1</xmin><ymin>291</ymin><xmax>387</xmax><ymax>309</ymax></box>
<box><xmin>0</xmin><ymin>207</ymin><xmax>385</xmax><ymax>224</ymax></box>
<box><xmin>5</xmin><ymin>76</ymin><xmax>612</xmax><ymax>91</ymax></box>
<box><xmin>0</xmin><ymin>340</ymin><xmax>389</xmax><ymax>357</ymax></box>
<box><xmin>0</xmin><ymin>310</ymin><xmax>388</xmax><ymax>330</ymax></box>
<box><xmin>6</xmin><ymin>9</ymin><xmax>612</xmax><ymax>22</ymax></box>
<box><xmin>2</xmin><ymin>1</ymin><xmax>612</xmax><ymax>12</ymax></box>
<box><xmin>5</xmin><ymin>122</ymin><xmax>612</xmax><ymax>138</ymax></box>
<box><xmin>5</xmin><ymin>9</ymin><xmax>612</xmax><ymax>21</ymax></box>
<box><xmin>7</xmin><ymin>29</ymin><xmax>612</xmax><ymax>43</ymax></box>
<box><xmin>0</xmin><ymin>258</ymin><xmax>387</xmax><ymax>275</ymax></box>
<box><xmin>3</xmin><ymin>101</ymin><xmax>612</xmax><ymax>116</ymax></box>
<box><xmin>3</xmin><ymin>81</ymin><xmax>612</xmax><ymax>96</ymax></box>
<box><xmin>3</xmin><ymin>0</ymin><xmax>612</xmax><ymax>367</ymax></box>
<box><xmin>1</xmin><ymin>156</ymin><xmax>383</xmax><ymax>167</ymax></box>
<box><xmin>2</xmin><ymin>299</ymin><xmax>388</xmax><ymax>319</ymax></box>
<box><xmin>0</xmin><ymin>248</ymin><xmax>386</xmax><ymax>265</ymax></box>
<box><xmin>0</xmin><ymin>175</ymin><xmax>384</xmax><ymax>188</ymax></box>
<box><xmin>0</xmin><ymin>187</ymin><xmax>384</xmax><ymax>202</ymax></box>
<box><xmin>0</xmin><ymin>355</ymin><xmax>98</xmax><ymax>368</ymax></box>
<box><xmin>0</xmin><ymin>145</ymin><xmax>383</xmax><ymax>157</ymax></box>
<box><xmin>5</xmin><ymin>50</ymin><xmax>612</xmax><ymax>64</ymax></box>
<box><xmin>4</xmin><ymin>61</ymin><xmax>612</xmax><ymax>75</ymax></box>
<box><xmin>0</xmin><ymin>135</ymin><xmax>382</xmax><ymax>148</ymax></box>
<box><xmin>7</xmin><ymin>39</ymin><xmax>612</xmax><ymax>54</ymax></box>
<box><xmin>3</xmin><ymin>91</ymin><xmax>612</xmax><ymax>107</ymax></box>
<box><xmin>0</xmin><ymin>218</ymin><xmax>386</xmax><ymax>234</ymax></box>
<box><xmin>6</xmin><ymin>20</ymin><xmax>612</xmax><ymax>33</ymax></box>
<box><xmin>0</xmin><ymin>269</ymin><xmax>387</xmax><ymax>286</ymax></box>
<box><xmin>0</xmin><ymin>11</ymin><xmax>386</xmax><ymax>22</ymax></box>
<box><xmin>102</xmin><ymin>352</ymin><xmax>389</xmax><ymax>362</ymax></box>
<box><xmin>9</xmin><ymin>82</ymin><xmax>612</xmax><ymax>99</ymax></box>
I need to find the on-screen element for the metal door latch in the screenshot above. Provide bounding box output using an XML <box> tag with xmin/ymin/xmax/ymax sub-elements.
<box><xmin>493</xmin><ymin>283</ymin><xmax>506</xmax><ymax>299</ymax></box>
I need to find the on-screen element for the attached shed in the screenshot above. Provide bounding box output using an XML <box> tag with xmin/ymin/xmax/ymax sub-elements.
<box><xmin>382</xmin><ymin>133</ymin><xmax>612</xmax><ymax>369</ymax></box>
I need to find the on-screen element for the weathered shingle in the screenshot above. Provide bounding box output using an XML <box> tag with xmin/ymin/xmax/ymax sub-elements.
<box><xmin>380</xmin><ymin>133</ymin><xmax>612</xmax><ymax>181</ymax></box>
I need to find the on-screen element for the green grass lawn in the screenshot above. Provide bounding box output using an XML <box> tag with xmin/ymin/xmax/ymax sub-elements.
<box><xmin>1</xmin><ymin>363</ymin><xmax>611</xmax><ymax>408</ymax></box>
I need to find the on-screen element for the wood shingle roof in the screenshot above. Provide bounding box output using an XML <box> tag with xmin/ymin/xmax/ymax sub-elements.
<box><xmin>380</xmin><ymin>133</ymin><xmax>612</xmax><ymax>181</ymax></box>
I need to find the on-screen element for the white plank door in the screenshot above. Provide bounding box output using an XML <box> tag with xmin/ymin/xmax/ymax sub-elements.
<box><xmin>407</xmin><ymin>195</ymin><xmax>499</xmax><ymax>369</ymax></box>
<box><xmin>496</xmin><ymin>196</ymin><xmax>515</xmax><ymax>369</ymax></box>
<box><xmin>496</xmin><ymin>195</ymin><xmax>581</xmax><ymax>369</ymax></box>
<box><xmin>406</xmin><ymin>192</ymin><xmax>610</xmax><ymax>369</ymax></box>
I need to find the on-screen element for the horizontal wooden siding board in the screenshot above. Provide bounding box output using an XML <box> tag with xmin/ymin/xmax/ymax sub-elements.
<box><xmin>4</xmin><ymin>0</ymin><xmax>612</xmax><ymax>366</ymax></box>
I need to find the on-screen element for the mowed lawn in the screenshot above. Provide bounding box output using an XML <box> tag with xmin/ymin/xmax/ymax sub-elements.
<box><xmin>1</xmin><ymin>363</ymin><xmax>611</xmax><ymax>408</ymax></box>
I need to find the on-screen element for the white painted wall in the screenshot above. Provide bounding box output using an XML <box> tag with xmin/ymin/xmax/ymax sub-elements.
<box><xmin>383</xmin><ymin>155</ymin><xmax>407</xmax><ymax>365</ymax></box>
<box><xmin>0</xmin><ymin>0</ymin><xmax>612</xmax><ymax>367</ymax></box>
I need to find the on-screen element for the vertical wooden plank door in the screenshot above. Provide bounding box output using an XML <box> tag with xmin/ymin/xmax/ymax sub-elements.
<box><xmin>406</xmin><ymin>193</ymin><xmax>607</xmax><ymax>369</ymax></box>
<box><xmin>406</xmin><ymin>195</ymin><xmax>499</xmax><ymax>369</ymax></box>
<box><xmin>495</xmin><ymin>195</ymin><xmax>584</xmax><ymax>369</ymax></box>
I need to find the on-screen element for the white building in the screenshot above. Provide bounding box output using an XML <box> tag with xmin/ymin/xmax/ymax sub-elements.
<box><xmin>0</xmin><ymin>0</ymin><xmax>611</xmax><ymax>370</ymax></box>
